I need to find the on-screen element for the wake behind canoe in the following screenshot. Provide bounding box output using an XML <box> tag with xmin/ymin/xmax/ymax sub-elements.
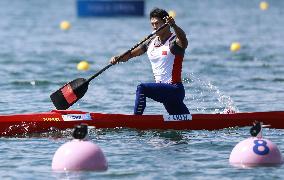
<box><xmin>0</xmin><ymin>110</ymin><xmax>283</xmax><ymax>136</ymax></box>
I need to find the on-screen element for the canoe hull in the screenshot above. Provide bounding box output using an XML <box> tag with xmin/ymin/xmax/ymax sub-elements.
<box><xmin>0</xmin><ymin>110</ymin><xmax>283</xmax><ymax>136</ymax></box>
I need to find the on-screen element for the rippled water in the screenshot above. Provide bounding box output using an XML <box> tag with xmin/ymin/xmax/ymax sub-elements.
<box><xmin>0</xmin><ymin>0</ymin><xmax>283</xmax><ymax>179</ymax></box>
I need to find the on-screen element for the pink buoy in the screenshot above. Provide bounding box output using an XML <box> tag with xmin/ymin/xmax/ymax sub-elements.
<box><xmin>229</xmin><ymin>137</ymin><xmax>283</xmax><ymax>167</ymax></box>
<box><xmin>52</xmin><ymin>139</ymin><xmax>108</xmax><ymax>171</ymax></box>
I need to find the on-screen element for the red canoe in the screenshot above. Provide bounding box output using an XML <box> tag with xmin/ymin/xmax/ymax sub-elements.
<box><xmin>0</xmin><ymin>110</ymin><xmax>283</xmax><ymax>136</ymax></box>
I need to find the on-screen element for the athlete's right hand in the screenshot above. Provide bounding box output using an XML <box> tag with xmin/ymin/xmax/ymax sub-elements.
<box><xmin>110</xmin><ymin>56</ymin><xmax>120</xmax><ymax>65</ymax></box>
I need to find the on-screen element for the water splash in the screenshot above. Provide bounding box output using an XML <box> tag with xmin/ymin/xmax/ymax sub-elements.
<box><xmin>183</xmin><ymin>72</ymin><xmax>239</xmax><ymax>113</ymax></box>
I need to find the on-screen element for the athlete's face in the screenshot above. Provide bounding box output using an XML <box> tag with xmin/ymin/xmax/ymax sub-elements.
<box><xmin>150</xmin><ymin>17</ymin><xmax>164</xmax><ymax>30</ymax></box>
<box><xmin>150</xmin><ymin>17</ymin><xmax>167</xmax><ymax>35</ymax></box>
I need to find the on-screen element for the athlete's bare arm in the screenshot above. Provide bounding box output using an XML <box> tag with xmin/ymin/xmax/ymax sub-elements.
<box><xmin>110</xmin><ymin>46</ymin><xmax>146</xmax><ymax>64</ymax></box>
<box><xmin>165</xmin><ymin>16</ymin><xmax>188</xmax><ymax>49</ymax></box>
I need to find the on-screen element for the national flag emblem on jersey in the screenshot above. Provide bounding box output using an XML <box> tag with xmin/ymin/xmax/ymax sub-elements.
<box><xmin>162</xmin><ymin>51</ymin><xmax>167</xmax><ymax>55</ymax></box>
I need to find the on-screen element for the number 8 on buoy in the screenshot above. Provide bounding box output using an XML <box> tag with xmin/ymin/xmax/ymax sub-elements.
<box><xmin>253</xmin><ymin>140</ymin><xmax>269</xmax><ymax>155</ymax></box>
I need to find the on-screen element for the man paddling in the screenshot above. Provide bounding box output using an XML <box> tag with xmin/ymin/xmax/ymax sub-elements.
<box><xmin>110</xmin><ymin>8</ymin><xmax>190</xmax><ymax>115</ymax></box>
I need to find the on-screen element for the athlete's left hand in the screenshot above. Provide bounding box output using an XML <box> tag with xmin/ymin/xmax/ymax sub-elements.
<box><xmin>164</xmin><ymin>16</ymin><xmax>176</xmax><ymax>27</ymax></box>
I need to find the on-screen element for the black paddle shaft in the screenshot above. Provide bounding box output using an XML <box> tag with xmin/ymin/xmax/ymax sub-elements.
<box><xmin>86</xmin><ymin>23</ymin><xmax>169</xmax><ymax>83</ymax></box>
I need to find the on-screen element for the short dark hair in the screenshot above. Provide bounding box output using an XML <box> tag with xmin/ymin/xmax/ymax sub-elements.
<box><xmin>150</xmin><ymin>8</ymin><xmax>169</xmax><ymax>22</ymax></box>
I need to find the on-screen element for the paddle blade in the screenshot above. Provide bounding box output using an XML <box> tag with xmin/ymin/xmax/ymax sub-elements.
<box><xmin>50</xmin><ymin>78</ymin><xmax>89</xmax><ymax>110</ymax></box>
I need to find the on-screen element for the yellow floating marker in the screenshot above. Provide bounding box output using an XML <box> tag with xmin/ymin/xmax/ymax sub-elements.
<box><xmin>260</xmin><ymin>1</ymin><xmax>269</xmax><ymax>11</ymax></box>
<box><xmin>230</xmin><ymin>42</ymin><xmax>241</xmax><ymax>52</ymax></box>
<box><xmin>168</xmin><ymin>10</ymin><xmax>176</xmax><ymax>18</ymax></box>
<box><xmin>77</xmin><ymin>61</ymin><xmax>90</xmax><ymax>71</ymax></box>
<box><xmin>60</xmin><ymin>21</ymin><xmax>71</xmax><ymax>31</ymax></box>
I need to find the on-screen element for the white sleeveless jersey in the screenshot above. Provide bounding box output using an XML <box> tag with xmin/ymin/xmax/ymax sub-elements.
<box><xmin>146</xmin><ymin>34</ymin><xmax>184</xmax><ymax>84</ymax></box>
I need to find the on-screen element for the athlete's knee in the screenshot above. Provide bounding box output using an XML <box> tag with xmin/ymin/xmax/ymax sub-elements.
<box><xmin>164</xmin><ymin>101</ymin><xmax>190</xmax><ymax>115</ymax></box>
<box><xmin>136</xmin><ymin>83</ymin><xmax>146</xmax><ymax>93</ymax></box>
